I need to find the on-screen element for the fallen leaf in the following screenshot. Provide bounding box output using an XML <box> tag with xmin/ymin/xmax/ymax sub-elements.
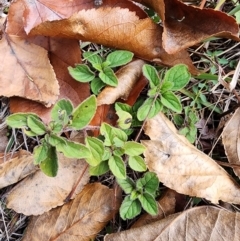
<box><xmin>0</xmin><ymin>150</ymin><xmax>37</xmax><ymax>188</ymax></box>
<box><xmin>6</xmin><ymin>154</ymin><xmax>89</xmax><ymax>215</ymax></box>
<box><xmin>22</xmin><ymin>183</ymin><xmax>121</xmax><ymax>241</ymax></box>
<box><xmin>0</xmin><ymin>31</ymin><xmax>59</xmax><ymax>107</ymax></box>
<box><xmin>142</xmin><ymin>112</ymin><xmax>240</xmax><ymax>204</ymax></box>
<box><xmin>222</xmin><ymin>108</ymin><xmax>240</xmax><ymax>177</ymax></box>
<box><xmin>131</xmin><ymin>189</ymin><xmax>182</xmax><ymax>228</ymax></box>
<box><xmin>105</xmin><ymin>206</ymin><xmax>240</xmax><ymax>241</ymax></box>
<box><xmin>136</xmin><ymin>0</ymin><xmax>240</xmax><ymax>54</ymax></box>
<box><xmin>9</xmin><ymin>37</ymin><xmax>90</xmax><ymax>123</ymax></box>
<box><xmin>97</xmin><ymin>60</ymin><xmax>146</xmax><ymax>106</ymax></box>
<box><xmin>28</xmin><ymin>3</ymin><xmax>197</xmax><ymax>73</ymax></box>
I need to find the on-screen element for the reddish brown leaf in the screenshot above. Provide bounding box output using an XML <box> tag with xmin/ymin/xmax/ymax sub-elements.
<box><xmin>22</xmin><ymin>183</ymin><xmax>121</xmax><ymax>241</ymax></box>
<box><xmin>136</xmin><ymin>0</ymin><xmax>239</xmax><ymax>54</ymax></box>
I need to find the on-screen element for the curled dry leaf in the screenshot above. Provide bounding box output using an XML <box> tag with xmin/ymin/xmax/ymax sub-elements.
<box><xmin>0</xmin><ymin>150</ymin><xmax>38</xmax><ymax>189</ymax></box>
<box><xmin>135</xmin><ymin>0</ymin><xmax>240</xmax><ymax>54</ymax></box>
<box><xmin>7</xmin><ymin>154</ymin><xmax>89</xmax><ymax>216</ymax></box>
<box><xmin>97</xmin><ymin>59</ymin><xmax>146</xmax><ymax>106</ymax></box>
<box><xmin>222</xmin><ymin>108</ymin><xmax>240</xmax><ymax>177</ymax></box>
<box><xmin>131</xmin><ymin>189</ymin><xmax>181</xmax><ymax>228</ymax></box>
<box><xmin>142</xmin><ymin>112</ymin><xmax>240</xmax><ymax>204</ymax></box>
<box><xmin>105</xmin><ymin>206</ymin><xmax>240</xmax><ymax>241</ymax></box>
<box><xmin>22</xmin><ymin>183</ymin><xmax>121</xmax><ymax>241</ymax></box>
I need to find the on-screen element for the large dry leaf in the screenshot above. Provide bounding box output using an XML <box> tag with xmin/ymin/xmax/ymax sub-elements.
<box><xmin>9</xmin><ymin>37</ymin><xmax>90</xmax><ymax>123</ymax></box>
<box><xmin>105</xmin><ymin>206</ymin><xmax>240</xmax><ymax>241</ymax></box>
<box><xmin>136</xmin><ymin>0</ymin><xmax>240</xmax><ymax>54</ymax></box>
<box><xmin>28</xmin><ymin>2</ymin><xmax>197</xmax><ymax>73</ymax></box>
<box><xmin>142</xmin><ymin>112</ymin><xmax>240</xmax><ymax>204</ymax></box>
<box><xmin>22</xmin><ymin>183</ymin><xmax>121</xmax><ymax>241</ymax></box>
<box><xmin>97</xmin><ymin>59</ymin><xmax>146</xmax><ymax>106</ymax></box>
<box><xmin>0</xmin><ymin>32</ymin><xmax>59</xmax><ymax>107</ymax></box>
<box><xmin>222</xmin><ymin>108</ymin><xmax>240</xmax><ymax>177</ymax></box>
<box><xmin>0</xmin><ymin>150</ymin><xmax>37</xmax><ymax>188</ymax></box>
<box><xmin>7</xmin><ymin>154</ymin><xmax>89</xmax><ymax>215</ymax></box>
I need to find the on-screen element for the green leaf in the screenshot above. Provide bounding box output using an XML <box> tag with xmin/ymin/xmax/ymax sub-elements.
<box><xmin>163</xmin><ymin>64</ymin><xmax>191</xmax><ymax>91</ymax></box>
<box><xmin>100</xmin><ymin>123</ymin><xmax>128</xmax><ymax>146</ymax></box>
<box><xmin>90</xmin><ymin>78</ymin><xmax>106</xmax><ymax>95</ymax></box>
<box><xmin>6</xmin><ymin>113</ymin><xmax>37</xmax><ymax>129</ymax></box>
<box><xmin>113</xmin><ymin>147</ymin><xmax>125</xmax><ymax>156</ymax></box>
<box><xmin>136</xmin><ymin>172</ymin><xmax>159</xmax><ymax>195</ymax></box>
<box><xmin>99</xmin><ymin>67</ymin><xmax>118</xmax><ymax>86</ymax></box>
<box><xmin>49</xmin><ymin>121</ymin><xmax>63</xmax><ymax>134</ymax></box>
<box><xmin>116</xmin><ymin>110</ymin><xmax>132</xmax><ymax>129</ymax></box>
<box><xmin>51</xmin><ymin>99</ymin><xmax>73</xmax><ymax>124</ymax></box>
<box><xmin>137</xmin><ymin>98</ymin><xmax>162</xmax><ymax>121</ymax></box>
<box><xmin>69</xmin><ymin>95</ymin><xmax>97</xmax><ymax>130</ymax></box>
<box><xmin>27</xmin><ymin>116</ymin><xmax>47</xmax><ymax>135</ymax></box>
<box><xmin>33</xmin><ymin>142</ymin><xmax>49</xmax><ymax>165</ymax></box>
<box><xmin>160</xmin><ymin>81</ymin><xmax>174</xmax><ymax>92</ymax></box>
<box><xmin>142</xmin><ymin>64</ymin><xmax>160</xmax><ymax>88</ymax></box>
<box><xmin>123</xmin><ymin>141</ymin><xmax>145</xmax><ymax>156</ymax></box>
<box><xmin>85</xmin><ymin>137</ymin><xmax>104</xmax><ymax>166</ymax></box>
<box><xmin>115</xmin><ymin>102</ymin><xmax>132</xmax><ymax>113</ymax></box>
<box><xmin>128</xmin><ymin>156</ymin><xmax>147</xmax><ymax>172</ymax></box>
<box><xmin>68</xmin><ymin>64</ymin><xmax>95</xmax><ymax>82</ymax></box>
<box><xmin>120</xmin><ymin>196</ymin><xmax>141</xmax><ymax>220</ymax></box>
<box><xmin>102</xmin><ymin>147</ymin><xmax>112</xmax><ymax>161</ymax></box>
<box><xmin>83</xmin><ymin>52</ymin><xmax>103</xmax><ymax>71</ymax></box>
<box><xmin>138</xmin><ymin>193</ymin><xmax>158</xmax><ymax>215</ymax></box>
<box><xmin>107</xmin><ymin>50</ymin><xmax>134</xmax><ymax>68</ymax></box>
<box><xmin>117</xmin><ymin>177</ymin><xmax>135</xmax><ymax>194</ymax></box>
<box><xmin>108</xmin><ymin>155</ymin><xmax>126</xmax><ymax>179</ymax></box>
<box><xmin>89</xmin><ymin>161</ymin><xmax>109</xmax><ymax>176</ymax></box>
<box><xmin>49</xmin><ymin>134</ymin><xmax>91</xmax><ymax>159</ymax></box>
<box><xmin>161</xmin><ymin>92</ymin><xmax>182</xmax><ymax>113</ymax></box>
<box><xmin>39</xmin><ymin>146</ymin><xmax>58</xmax><ymax>177</ymax></box>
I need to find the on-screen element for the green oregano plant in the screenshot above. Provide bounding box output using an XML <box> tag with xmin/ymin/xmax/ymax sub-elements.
<box><xmin>68</xmin><ymin>50</ymin><xmax>134</xmax><ymax>94</ymax></box>
<box><xmin>6</xmin><ymin>95</ymin><xmax>97</xmax><ymax>177</ymax></box>
<box><xmin>137</xmin><ymin>64</ymin><xmax>191</xmax><ymax>121</ymax></box>
<box><xmin>117</xmin><ymin>172</ymin><xmax>159</xmax><ymax>220</ymax></box>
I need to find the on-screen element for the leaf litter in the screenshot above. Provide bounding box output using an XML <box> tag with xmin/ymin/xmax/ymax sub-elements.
<box><xmin>1</xmin><ymin>0</ymin><xmax>240</xmax><ymax>240</ymax></box>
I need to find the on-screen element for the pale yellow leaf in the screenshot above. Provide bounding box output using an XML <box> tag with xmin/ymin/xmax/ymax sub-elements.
<box><xmin>0</xmin><ymin>150</ymin><xmax>38</xmax><ymax>189</ymax></box>
<box><xmin>222</xmin><ymin>107</ymin><xmax>240</xmax><ymax>177</ymax></box>
<box><xmin>6</xmin><ymin>154</ymin><xmax>89</xmax><ymax>215</ymax></box>
<box><xmin>142</xmin><ymin>112</ymin><xmax>240</xmax><ymax>204</ymax></box>
<box><xmin>97</xmin><ymin>59</ymin><xmax>145</xmax><ymax>106</ymax></box>
<box><xmin>22</xmin><ymin>183</ymin><xmax>121</xmax><ymax>241</ymax></box>
<box><xmin>105</xmin><ymin>206</ymin><xmax>240</xmax><ymax>241</ymax></box>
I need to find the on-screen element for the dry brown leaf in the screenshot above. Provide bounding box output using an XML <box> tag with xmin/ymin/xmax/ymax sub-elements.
<box><xmin>22</xmin><ymin>183</ymin><xmax>121</xmax><ymax>241</ymax></box>
<box><xmin>6</xmin><ymin>154</ymin><xmax>89</xmax><ymax>215</ymax></box>
<box><xmin>97</xmin><ymin>59</ymin><xmax>145</xmax><ymax>106</ymax></box>
<box><xmin>142</xmin><ymin>112</ymin><xmax>240</xmax><ymax>204</ymax></box>
<box><xmin>105</xmin><ymin>206</ymin><xmax>240</xmax><ymax>241</ymax></box>
<box><xmin>9</xmin><ymin>37</ymin><xmax>90</xmax><ymax>123</ymax></box>
<box><xmin>136</xmin><ymin>0</ymin><xmax>239</xmax><ymax>54</ymax></box>
<box><xmin>0</xmin><ymin>150</ymin><xmax>37</xmax><ymax>188</ymax></box>
<box><xmin>0</xmin><ymin>32</ymin><xmax>59</xmax><ymax>107</ymax></box>
<box><xmin>28</xmin><ymin>3</ymin><xmax>197</xmax><ymax>73</ymax></box>
<box><xmin>132</xmin><ymin>189</ymin><xmax>181</xmax><ymax>228</ymax></box>
<box><xmin>222</xmin><ymin>108</ymin><xmax>240</xmax><ymax>177</ymax></box>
